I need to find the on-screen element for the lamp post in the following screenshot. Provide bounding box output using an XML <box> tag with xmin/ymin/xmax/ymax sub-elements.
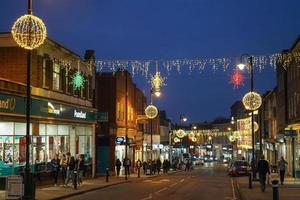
<box><xmin>125</xmin><ymin>71</ymin><xmax>128</xmax><ymax>180</ymax></box>
<box><xmin>237</xmin><ymin>54</ymin><xmax>261</xmax><ymax>180</ymax></box>
<box><xmin>179</xmin><ymin>114</ymin><xmax>187</xmax><ymax>126</ymax></box>
<box><xmin>11</xmin><ymin>0</ymin><xmax>47</xmax><ymax>199</ymax></box>
<box><xmin>149</xmin><ymin>88</ymin><xmax>160</xmax><ymax>161</ymax></box>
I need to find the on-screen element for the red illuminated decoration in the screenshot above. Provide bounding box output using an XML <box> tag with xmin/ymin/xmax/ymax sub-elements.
<box><xmin>230</xmin><ymin>70</ymin><xmax>244</xmax><ymax>89</ymax></box>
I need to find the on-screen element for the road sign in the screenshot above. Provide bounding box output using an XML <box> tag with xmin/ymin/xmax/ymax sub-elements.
<box><xmin>5</xmin><ymin>175</ymin><xmax>23</xmax><ymax>200</ymax></box>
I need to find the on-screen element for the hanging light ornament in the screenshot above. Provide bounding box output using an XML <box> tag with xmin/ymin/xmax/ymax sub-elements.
<box><xmin>71</xmin><ymin>71</ymin><xmax>86</xmax><ymax>90</ymax></box>
<box><xmin>242</xmin><ymin>91</ymin><xmax>262</xmax><ymax>111</ymax></box>
<box><xmin>145</xmin><ymin>104</ymin><xmax>158</xmax><ymax>119</ymax></box>
<box><xmin>174</xmin><ymin>137</ymin><xmax>180</xmax><ymax>143</ymax></box>
<box><xmin>176</xmin><ymin>129</ymin><xmax>186</xmax><ymax>138</ymax></box>
<box><xmin>151</xmin><ymin>70</ymin><xmax>166</xmax><ymax>97</ymax></box>
<box><xmin>11</xmin><ymin>14</ymin><xmax>47</xmax><ymax>50</ymax></box>
<box><xmin>188</xmin><ymin>132</ymin><xmax>195</xmax><ymax>138</ymax></box>
<box><xmin>191</xmin><ymin>137</ymin><xmax>197</xmax><ymax>142</ymax></box>
<box><xmin>230</xmin><ymin>70</ymin><xmax>244</xmax><ymax>89</ymax></box>
<box><xmin>253</xmin><ymin>121</ymin><xmax>259</xmax><ymax>132</ymax></box>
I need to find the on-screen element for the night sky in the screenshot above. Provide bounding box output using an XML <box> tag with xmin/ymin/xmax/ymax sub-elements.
<box><xmin>1</xmin><ymin>0</ymin><xmax>300</xmax><ymax>123</ymax></box>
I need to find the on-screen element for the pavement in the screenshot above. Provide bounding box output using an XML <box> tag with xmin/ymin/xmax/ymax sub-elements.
<box><xmin>235</xmin><ymin>173</ymin><xmax>300</xmax><ymax>200</ymax></box>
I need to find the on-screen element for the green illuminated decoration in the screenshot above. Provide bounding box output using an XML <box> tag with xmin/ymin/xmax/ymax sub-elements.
<box><xmin>71</xmin><ymin>71</ymin><xmax>85</xmax><ymax>90</ymax></box>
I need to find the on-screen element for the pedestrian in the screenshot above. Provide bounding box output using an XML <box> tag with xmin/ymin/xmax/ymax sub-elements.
<box><xmin>115</xmin><ymin>158</ymin><xmax>121</xmax><ymax>176</ymax></box>
<box><xmin>156</xmin><ymin>159</ymin><xmax>161</xmax><ymax>175</ymax></box>
<box><xmin>136</xmin><ymin>159</ymin><xmax>142</xmax><ymax>176</ymax></box>
<box><xmin>163</xmin><ymin>160</ymin><xmax>167</xmax><ymax>174</ymax></box>
<box><xmin>77</xmin><ymin>154</ymin><xmax>84</xmax><ymax>186</ymax></box>
<box><xmin>278</xmin><ymin>156</ymin><xmax>288</xmax><ymax>185</ymax></box>
<box><xmin>60</xmin><ymin>154</ymin><xmax>67</xmax><ymax>185</ymax></box>
<box><xmin>257</xmin><ymin>155</ymin><xmax>270</xmax><ymax>192</ymax></box>
<box><xmin>123</xmin><ymin>157</ymin><xmax>131</xmax><ymax>176</ymax></box>
<box><xmin>64</xmin><ymin>153</ymin><xmax>75</xmax><ymax>187</ymax></box>
<box><xmin>152</xmin><ymin>160</ymin><xmax>157</xmax><ymax>175</ymax></box>
<box><xmin>51</xmin><ymin>154</ymin><xmax>60</xmax><ymax>186</ymax></box>
<box><xmin>143</xmin><ymin>161</ymin><xmax>147</xmax><ymax>175</ymax></box>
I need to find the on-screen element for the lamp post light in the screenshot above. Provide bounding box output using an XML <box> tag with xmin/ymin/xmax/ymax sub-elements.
<box><xmin>237</xmin><ymin>54</ymin><xmax>262</xmax><ymax>180</ymax></box>
<box><xmin>11</xmin><ymin>0</ymin><xmax>47</xmax><ymax>199</ymax></box>
<box><xmin>179</xmin><ymin>114</ymin><xmax>187</xmax><ymax>126</ymax></box>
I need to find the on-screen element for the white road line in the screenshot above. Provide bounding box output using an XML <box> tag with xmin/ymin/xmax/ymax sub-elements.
<box><xmin>140</xmin><ymin>194</ymin><xmax>152</xmax><ymax>200</ymax></box>
<box><xmin>179</xmin><ymin>178</ymin><xmax>185</xmax><ymax>182</ymax></box>
<box><xmin>231</xmin><ymin>178</ymin><xmax>237</xmax><ymax>200</ymax></box>
<box><xmin>155</xmin><ymin>187</ymin><xmax>168</xmax><ymax>194</ymax></box>
<box><xmin>170</xmin><ymin>182</ymin><xmax>178</xmax><ymax>187</ymax></box>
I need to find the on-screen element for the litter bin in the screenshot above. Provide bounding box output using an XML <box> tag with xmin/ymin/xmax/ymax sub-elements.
<box><xmin>146</xmin><ymin>166</ymin><xmax>151</xmax><ymax>175</ymax></box>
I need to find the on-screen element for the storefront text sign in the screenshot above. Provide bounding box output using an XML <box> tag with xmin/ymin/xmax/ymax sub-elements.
<box><xmin>0</xmin><ymin>97</ymin><xmax>16</xmax><ymax>111</ymax></box>
<box><xmin>116</xmin><ymin>136</ymin><xmax>125</xmax><ymax>144</ymax></box>
<box><xmin>74</xmin><ymin>110</ymin><xmax>87</xmax><ymax>119</ymax></box>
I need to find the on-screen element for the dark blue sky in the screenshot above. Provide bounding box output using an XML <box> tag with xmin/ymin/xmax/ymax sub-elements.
<box><xmin>1</xmin><ymin>0</ymin><xmax>300</xmax><ymax>123</ymax></box>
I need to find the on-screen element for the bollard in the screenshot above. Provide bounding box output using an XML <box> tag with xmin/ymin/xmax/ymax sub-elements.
<box><xmin>249</xmin><ymin>173</ymin><xmax>252</xmax><ymax>189</ymax></box>
<box><xmin>272</xmin><ymin>179</ymin><xmax>279</xmax><ymax>200</ymax></box>
<box><xmin>106</xmin><ymin>168</ymin><xmax>109</xmax><ymax>182</ymax></box>
<box><xmin>138</xmin><ymin>167</ymin><xmax>140</xmax><ymax>178</ymax></box>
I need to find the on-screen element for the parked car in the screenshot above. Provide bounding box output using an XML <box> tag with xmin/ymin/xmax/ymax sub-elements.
<box><xmin>228</xmin><ymin>160</ymin><xmax>251</xmax><ymax>176</ymax></box>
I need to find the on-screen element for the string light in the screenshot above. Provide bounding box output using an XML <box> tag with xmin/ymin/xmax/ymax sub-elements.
<box><xmin>176</xmin><ymin>129</ymin><xmax>186</xmax><ymax>138</ymax></box>
<box><xmin>242</xmin><ymin>91</ymin><xmax>262</xmax><ymax>111</ymax></box>
<box><xmin>145</xmin><ymin>104</ymin><xmax>158</xmax><ymax>119</ymax></box>
<box><xmin>11</xmin><ymin>14</ymin><xmax>47</xmax><ymax>50</ymax></box>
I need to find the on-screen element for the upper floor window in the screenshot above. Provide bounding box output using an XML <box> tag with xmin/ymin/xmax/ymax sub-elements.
<box><xmin>42</xmin><ymin>58</ymin><xmax>47</xmax><ymax>88</ymax></box>
<box><xmin>53</xmin><ymin>64</ymin><xmax>61</xmax><ymax>91</ymax></box>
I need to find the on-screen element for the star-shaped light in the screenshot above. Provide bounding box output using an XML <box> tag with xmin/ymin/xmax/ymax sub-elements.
<box><xmin>71</xmin><ymin>71</ymin><xmax>86</xmax><ymax>90</ymax></box>
<box><xmin>230</xmin><ymin>70</ymin><xmax>244</xmax><ymax>89</ymax></box>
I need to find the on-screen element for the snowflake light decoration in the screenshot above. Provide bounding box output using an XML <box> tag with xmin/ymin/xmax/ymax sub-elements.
<box><xmin>151</xmin><ymin>72</ymin><xmax>166</xmax><ymax>91</ymax></box>
<box><xmin>230</xmin><ymin>70</ymin><xmax>244</xmax><ymax>89</ymax></box>
<box><xmin>71</xmin><ymin>71</ymin><xmax>86</xmax><ymax>90</ymax></box>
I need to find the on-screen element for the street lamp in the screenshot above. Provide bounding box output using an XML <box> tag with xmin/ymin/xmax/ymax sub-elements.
<box><xmin>11</xmin><ymin>0</ymin><xmax>47</xmax><ymax>199</ymax></box>
<box><xmin>237</xmin><ymin>54</ymin><xmax>262</xmax><ymax>180</ymax></box>
<box><xmin>179</xmin><ymin>114</ymin><xmax>187</xmax><ymax>125</ymax></box>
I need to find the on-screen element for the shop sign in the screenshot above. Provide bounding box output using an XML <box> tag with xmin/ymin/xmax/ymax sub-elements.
<box><xmin>74</xmin><ymin>110</ymin><xmax>87</xmax><ymax>119</ymax></box>
<box><xmin>116</xmin><ymin>136</ymin><xmax>125</xmax><ymax>144</ymax></box>
<box><xmin>98</xmin><ymin>112</ymin><xmax>108</xmax><ymax>122</ymax></box>
<box><xmin>284</xmin><ymin>130</ymin><xmax>297</xmax><ymax>137</ymax></box>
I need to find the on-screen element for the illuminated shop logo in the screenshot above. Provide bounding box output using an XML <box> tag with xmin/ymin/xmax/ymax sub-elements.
<box><xmin>0</xmin><ymin>98</ymin><xmax>16</xmax><ymax>111</ymax></box>
<box><xmin>74</xmin><ymin>110</ymin><xmax>87</xmax><ymax>119</ymax></box>
<box><xmin>48</xmin><ymin>102</ymin><xmax>61</xmax><ymax>115</ymax></box>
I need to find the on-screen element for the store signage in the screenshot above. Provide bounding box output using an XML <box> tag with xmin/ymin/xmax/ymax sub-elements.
<box><xmin>98</xmin><ymin>112</ymin><xmax>108</xmax><ymax>122</ymax></box>
<box><xmin>48</xmin><ymin>102</ymin><xmax>60</xmax><ymax>115</ymax></box>
<box><xmin>116</xmin><ymin>136</ymin><xmax>125</xmax><ymax>144</ymax></box>
<box><xmin>0</xmin><ymin>97</ymin><xmax>16</xmax><ymax>111</ymax></box>
<box><xmin>284</xmin><ymin>130</ymin><xmax>297</xmax><ymax>137</ymax></box>
<box><xmin>74</xmin><ymin>110</ymin><xmax>87</xmax><ymax>119</ymax></box>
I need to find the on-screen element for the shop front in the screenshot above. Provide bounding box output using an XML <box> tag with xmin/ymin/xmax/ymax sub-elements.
<box><xmin>0</xmin><ymin>92</ymin><xmax>96</xmax><ymax>177</ymax></box>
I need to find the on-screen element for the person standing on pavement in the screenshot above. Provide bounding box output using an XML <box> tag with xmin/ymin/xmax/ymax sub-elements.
<box><xmin>51</xmin><ymin>154</ymin><xmax>60</xmax><ymax>186</ymax></box>
<box><xmin>143</xmin><ymin>161</ymin><xmax>147</xmax><ymax>175</ymax></box>
<box><xmin>278</xmin><ymin>156</ymin><xmax>288</xmax><ymax>185</ymax></box>
<box><xmin>77</xmin><ymin>154</ymin><xmax>85</xmax><ymax>186</ymax></box>
<box><xmin>257</xmin><ymin>155</ymin><xmax>270</xmax><ymax>192</ymax></box>
<box><xmin>156</xmin><ymin>159</ymin><xmax>162</xmax><ymax>175</ymax></box>
<box><xmin>60</xmin><ymin>154</ymin><xmax>67</xmax><ymax>185</ymax></box>
<box><xmin>136</xmin><ymin>159</ymin><xmax>142</xmax><ymax>175</ymax></box>
<box><xmin>115</xmin><ymin>158</ymin><xmax>122</xmax><ymax>176</ymax></box>
<box><xmin>123</xmin><ymin>157</ymin><xmax>131</xmax><ymax>176</ymax></box>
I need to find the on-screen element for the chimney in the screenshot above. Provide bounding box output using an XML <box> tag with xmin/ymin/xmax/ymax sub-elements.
<box><xmin>84</xmin><ymin>50</ymin><xmax>95</xmax><ymax>61</ymax></box>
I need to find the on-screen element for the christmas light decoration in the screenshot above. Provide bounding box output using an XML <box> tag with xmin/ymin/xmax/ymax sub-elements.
<box><xmin>191</xmin><ymin>137</ymin><xmax>197</xmax><ymax>142</ymax></box>
<box><xmin>242</xmin><ymin>91</ymin><xmax>262</xmax><ymax>111</ymax></box>
<box><xmin>145</xmin><ymin>104</ymin><xmax>158</xmax><ymax>119</ymax></box>
<box><xmin>188</xmin><ymin>132</ymin><xmax>195</xmax><ymax>138</ymax></box>
<box><xmin>253</xmin><ymin>121</ymin><xmax>259</xmax><ymax>132</ymax></box>
<box><xmin>176</xmin><ymin>129</ymin><xmax>186</xmax><ymax>138</ymax></box>
<box><xmin>174</xmin><ymin>137</ymin><xmax>180</xmax><ymax>143</ymax></box>
<box><xmin>11</xmin><ymin>14</ymin><xmax>47</xmax><ymax>50</ymax></box>
<box><xmin>71</xmin><ymin>71</ymin><xmax>86</xmax><ymax>90</ymax></box>
<box><xmin>230</xmin><ymin>70</ymin><xmax>244</xmax><ymax>88</ymax></box>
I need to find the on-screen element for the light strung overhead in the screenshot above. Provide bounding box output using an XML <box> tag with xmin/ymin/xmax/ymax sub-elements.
<box><xmin>175</xmin><ymin>129</ymin><xmax>186</xmax><ymax>138</ymax></box>
<box><xmin>242</xmin><ymin>91</ymin><xmax>262</xmax><ymax>111</ymax></box>
<box><xmin>11</xmin><ymin>14</ymin><xmax>47</xmax><ymax>50</ymax></box>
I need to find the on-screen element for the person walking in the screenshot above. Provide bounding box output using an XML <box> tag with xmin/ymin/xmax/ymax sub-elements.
<box><xmin>143</xmin><ymin>161</ymin><xmax>147</xmax><ymax>175</ymax></box>
<box><xmin>156</xmin><ymin>159</ymin><xmax>162</xmax><ymax>175</ymax></box>
<box><xmin>257</xmin><ymin>155</ymin><xmax>270</xmax><ymax>192</ymax></box>
<box><xmin>123</xmin><ymin>157</ymin><xmax>131</xmax><ymax>177</ymax></box>
<box><xmin>278</xmin><ymin>156</ymin><xmax>288</xmax><ymax>185</ymax></box>
<box><xmin>115</xmin><ymin>159</ymin><xmax>122</xmax><ymax>176</ymax></box>
<box><xmin>51</xmin><ymin>154</ymin><xmax>60</xmax><ymax>186</ymax></box>
<box><xmin>136</xmin><ymin>159</ymin><xmax>142</xmax><ymax>176</ymax></box>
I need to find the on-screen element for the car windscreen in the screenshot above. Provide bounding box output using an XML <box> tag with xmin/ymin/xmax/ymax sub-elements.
<box><xmin>233</xmin><ymin>161</ymin><xmax>248</xmax><ymax>167</ymax></box>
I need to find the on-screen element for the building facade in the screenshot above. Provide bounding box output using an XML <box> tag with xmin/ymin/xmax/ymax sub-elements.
<box><xmin>0</xmin><ymin>33</ymin><xmax>97</xmax><ymax>177</ymax></box>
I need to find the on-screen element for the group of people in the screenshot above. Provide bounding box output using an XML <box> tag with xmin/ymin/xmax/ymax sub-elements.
<box><xmin>115</xmin><ymin>158</ymin><xmax>171</xmax><ymax>176</ymax></box>
<box><xmin>256</xmin><ymin>155</ymin><xmax>288</xmax><ymax>192</ymax></box>
<box><xmin>50</xmin><ymin>152</ymin><xmax>85</xmax><ymax>189</ymax></box>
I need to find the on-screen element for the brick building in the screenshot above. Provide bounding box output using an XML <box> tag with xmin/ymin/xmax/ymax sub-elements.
<box><xmin>0</xmin><ymin>33</ymin><xmax>97</xmax><ymax>178</ymax></box>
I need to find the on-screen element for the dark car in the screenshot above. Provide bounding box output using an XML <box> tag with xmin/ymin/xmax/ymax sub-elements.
<box><xmin>228</xmin><ymin>160</ymin><xmax>251</xmax><ymax>176</ymax></box>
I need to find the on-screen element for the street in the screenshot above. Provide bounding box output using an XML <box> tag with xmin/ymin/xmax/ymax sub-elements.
<box><xmin>66</xmin><ymin>163</ymin><xmax>238</xmax><ymax>200</ymax></box>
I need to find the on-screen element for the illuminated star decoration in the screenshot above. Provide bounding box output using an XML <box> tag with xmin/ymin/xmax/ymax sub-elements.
<box><xmin>71</xmin><ymin>71</ymin><xmax>86</xmax><ymax>90</ymax></box>
<box><xmin>151</xmin><ymin>72</ymin><xmax>166</xmax><ymax>91</ymax></box>
<box><xmin>230</xmin><ymin>70</ymin><xmax>244</xmax><ymax>89</ymax></box>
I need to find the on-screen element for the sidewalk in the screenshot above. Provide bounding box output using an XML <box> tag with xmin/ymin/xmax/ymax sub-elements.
<box><xmin>235</xmin><ymin>175</ymin><xmax>300</xmax><ymax>200</ymax></box>
<box><xmin>0</xmin><ymin>170</ymin><xmax>180</xmax><ymax>200</ymax></box>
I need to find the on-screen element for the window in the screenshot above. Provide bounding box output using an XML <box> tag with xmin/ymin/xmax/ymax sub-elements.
<box><xmin>53</xmin><ymin>64</ymin><xmax>61</xmax><ymax>91</ymax></box>
<box><xmin>42</xmin><ymin>58</ymin><xmax>46</xmax><ymax>87</ymax></box>
<box><xmin>65</xmin><ymin>70</ymin><xmax>70</xmax><ymax>94</ymax></box>
<box><xmin>117</xmin><ymin>102</ymin><xmax>121</xmax><ymax>120</ymax></box>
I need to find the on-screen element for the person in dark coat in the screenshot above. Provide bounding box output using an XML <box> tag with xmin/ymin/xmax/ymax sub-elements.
<box><xmin>115</xmin><ymin>159</ymin><xmax>122</xmax><ymax>176</ymax></box>
<box><xmin>51</xmin><ymin>154</ymin><xmax>60</xmax><ymax>186</ymax></box>
<box><xmin>257</xmin><ymin>155</ymin><xmax>270</xmax><ymax>192</ymax></box>
<box><xmin>77</xmin><ymin>155</ymin><xmax>85</xmax><ymax>185</ymax></box>
<box><xmin>156</xmin><ymin>159</ymin><xmax>162</xmax><ymax>175</ymax></box>
<box><xmin>143</xmin><ymin>161</ymin><xmax>147</xmax><ymax>175</ymax></box>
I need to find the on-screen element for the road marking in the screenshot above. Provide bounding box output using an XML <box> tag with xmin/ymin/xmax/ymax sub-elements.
<box><xmin>141</xmin><ymin>194</ymin><xmax>152</xmax><ymax>200</ymax></box>
<box><xmin>179</xmin><ymin>178</ymin><xmax>185</xmax><ymax>182</ymax></box>
<box><xmin>170</xmin><ymin>182</ymin><xmax>178</xmax><ymax>187</ymax></box>
<box><xmin>231</xmin><ymin>178</ymin><xmax>237</xmax><ymax>200</ymax></box>
<box><xmin>155</xmin><ymin>187</ymin><xmax>168</xmax><ymax>194</ymax></box>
